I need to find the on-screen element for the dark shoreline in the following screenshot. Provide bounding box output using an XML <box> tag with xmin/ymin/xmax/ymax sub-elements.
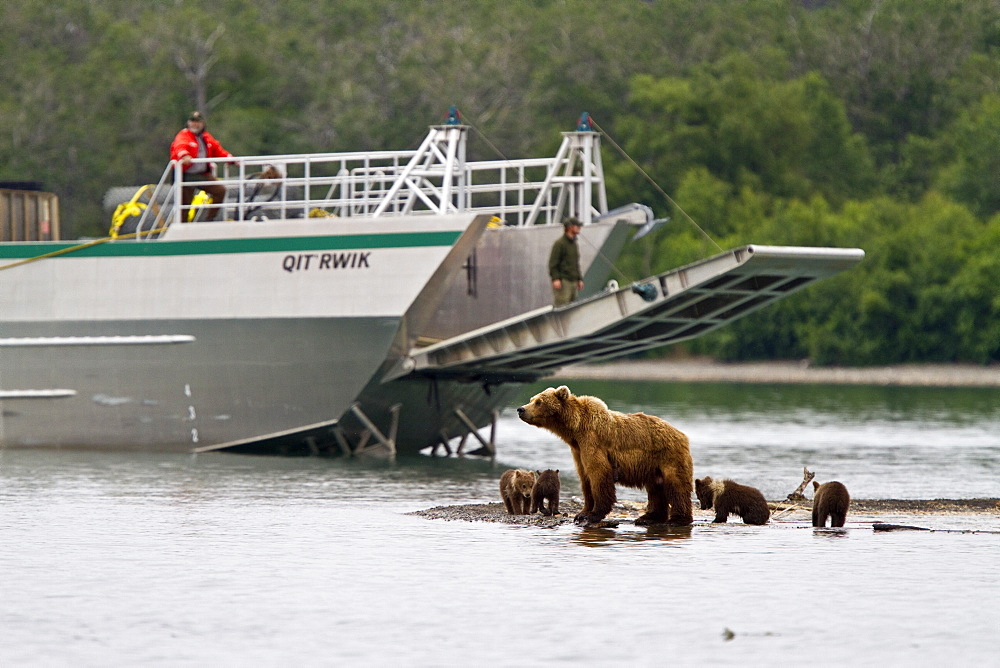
<box><xmin>410</xmin><ymin>498</ymin><xmax>1000</xmax><ymax>525</ymax></box>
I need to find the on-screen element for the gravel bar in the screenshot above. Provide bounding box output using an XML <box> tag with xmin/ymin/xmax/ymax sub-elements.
<box><xmin>409</xmin><ymin>498</ymin><xmax>1000</xmax><ymax>524</ymax></box>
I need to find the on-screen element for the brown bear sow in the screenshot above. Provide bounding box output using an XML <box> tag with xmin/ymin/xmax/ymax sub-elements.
<box><xmin>517</xmin><ymin>386</ymin><xmax>693</xmax><ymax>526</ymax></box>
<box><xmin>812</xmin><ymin>480</ymin><xmax>850</xmax><ymax>527</ymax></box>
<box><xmin>695</xmin><ymin>476</ymin><xmax>770</xmax><ymax>525</ymax></box>
<box><xmin>500</xmin><ymin>469</ymin><xmax>536</xmax><ymax>515</ymax></box>
<box><xmin>530</xmin><ymin>469</ymin><xmax>560</xmax><ymax>516</ymax></box>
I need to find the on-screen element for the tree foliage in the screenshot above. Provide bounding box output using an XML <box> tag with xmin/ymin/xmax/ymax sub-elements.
<box><xmin>2</xmin><ymin>0</ymin><xmax>999</xmax><ymax>365</ymax></box>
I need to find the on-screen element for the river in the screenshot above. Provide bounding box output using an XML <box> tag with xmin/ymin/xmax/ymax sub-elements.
<box><xmin>1</xmin><ymin>378</ymin><xmax>997</xmax><ymax>666</ymax></box>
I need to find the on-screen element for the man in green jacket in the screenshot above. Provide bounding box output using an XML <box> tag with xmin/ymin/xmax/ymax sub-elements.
<box><xmin>548</xmin><ymin>216</ymin><xmax>584</xmax><ymax>306</ymax></box>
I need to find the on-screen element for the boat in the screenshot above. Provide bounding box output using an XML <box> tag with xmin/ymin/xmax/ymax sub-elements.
<box><xmin>0</xmin><ymin>111</ymin><xmax>864</xmax><ymax>457</ymax></box>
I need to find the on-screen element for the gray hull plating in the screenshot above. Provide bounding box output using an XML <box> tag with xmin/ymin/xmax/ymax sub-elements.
<box><xmin>0</xmin><ymin>317</ymin><xmax>397</xmax><ymax>451</ymax></box>
<box><xmin>210</xmin><ymin>222</ymin><xmax>631</xmax><ymax>457</ymax></box>
<box><xmin>423</xmin><ymin>221</ymin><xmax>630</xmax><ymax>341</ymax></box>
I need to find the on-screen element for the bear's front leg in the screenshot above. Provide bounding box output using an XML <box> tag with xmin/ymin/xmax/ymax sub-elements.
<box><xmin>574</xmin><ymin>472</ymin><xmax>596</xmax><ymax>523</ymax></box>
<box><xmin>573</xmin><ymin>481</ymin><xmax>593</xmax><ymax>523</ymax></box>
<box><xmin>712</xmin><ymin>498</ymin><xmax>731</xmax><ymax>523</ymax></box>
<box><xmin>516</xmin><ymin>494</ymin><xmax>530</xmax><ymax>515</ymax></box>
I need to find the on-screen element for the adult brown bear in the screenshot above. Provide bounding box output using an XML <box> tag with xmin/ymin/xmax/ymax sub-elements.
<box><xmin>517</xmin><ymin>386</ymin><xmax>693</xmax><ymax>526</ymax></box>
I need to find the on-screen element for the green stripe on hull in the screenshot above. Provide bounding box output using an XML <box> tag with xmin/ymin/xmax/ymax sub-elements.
<box><xmin>0</xmin><ymin>231</ymin><xmax>463</xmax><ymax>259</ymax></box>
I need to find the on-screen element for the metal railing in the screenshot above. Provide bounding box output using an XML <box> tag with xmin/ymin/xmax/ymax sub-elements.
<box><xmin>132</xmin><ymin>124</ymin><xmax>608</xmax><ymax>239</ymax></box>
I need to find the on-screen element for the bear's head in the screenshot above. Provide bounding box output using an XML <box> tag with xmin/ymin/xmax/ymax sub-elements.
<box><xmin>511</xmin><ymin>470</ymin><xmax>536</xmax><ymax>497</ymax></box>
<box><xmin>694</xmin><ymin>476</ymin><xmax>717</xmax><ymax>510</ymax></box>
<box><xmin>517</xmin><ymin>385</ymin><xmax>576</xmax><ymax>430</ymax></box>
<box><xmin>534</xmin><ymin>469</ymin><xmax>560</xmax><ymax>488</ymax></box>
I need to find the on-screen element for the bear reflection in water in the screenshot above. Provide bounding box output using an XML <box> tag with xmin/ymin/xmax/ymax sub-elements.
<box><xmin>517</xmin><ymin>385</ymin><xmax>694</xmax><ymax>527</ymax></box>
<box><xmin>573</xmin><ymin>524</ymin><xmax>693</xmax><ymax>546</ymax></box>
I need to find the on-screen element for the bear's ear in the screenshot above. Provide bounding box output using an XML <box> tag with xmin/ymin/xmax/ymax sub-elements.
<box><xmin>812</xmin><ymin>480</ymin><xmax>820</xmax><ymax>491</ymax></box>
<box><xmin>554</xmin><ymin>385</ymin><xmax>571</xmax><ymax>401</ymax></box>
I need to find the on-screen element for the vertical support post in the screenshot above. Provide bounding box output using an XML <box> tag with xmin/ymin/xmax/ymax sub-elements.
<box><xmin>453</xmin><ymin>408</ymin><xmax>495</xmax><ymax>457</ymax></box>
<box><xmin>333</xmin><ymin>425</ymin><xmax>353</xmax><ymax>457</ymax></box>
<box><xmin>349</xmin><ymin>402</ymin><xmax>398</xmax><ymax>458</ymax></box>
<box><xmin>489</xmin><ymin>409</ymin><xmax>499</xmax><ymax>453</ymax></box>
<box><xmin>431</xmin><ymin>430</ymin><xmax>454</xmax><ymax>457</ymax></box>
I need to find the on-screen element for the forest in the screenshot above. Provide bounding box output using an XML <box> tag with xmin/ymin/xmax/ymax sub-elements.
<box><xmin>2</xmin><ymin>0</ymin><xmax>999</xmax><ymax>366</ymax></box>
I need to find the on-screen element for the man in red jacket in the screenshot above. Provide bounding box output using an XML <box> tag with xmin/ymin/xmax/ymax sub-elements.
<box><xmin>169</xmin><ymin>111</ymin><xmax>233</xmax><ymax>221</ymax></box>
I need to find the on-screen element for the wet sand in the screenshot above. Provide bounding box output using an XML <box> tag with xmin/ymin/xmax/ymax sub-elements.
<box><xmin>553</xmin><ymin>359</ymin><xmax>1000</xmax><ymax>387</ymax></box>
<box><xmin>411</xmin><ymin>497</ymin><xmax>1000</xmax><ymax>526</ymax></box>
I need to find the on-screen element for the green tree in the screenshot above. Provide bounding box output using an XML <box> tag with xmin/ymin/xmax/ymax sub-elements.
<box><xmin>935</xmin><ymin>94</ymin><xmax>1000</xmax><ymax>218</ymax></box>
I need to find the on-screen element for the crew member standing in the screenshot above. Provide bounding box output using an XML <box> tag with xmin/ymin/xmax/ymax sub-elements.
<box><xmin>170</xmin><ymin>111</ymin><xmax>232</xmax><ymax>221</ymax></box>
<box><xmin>548</xmin><ymin>216</ymin><xmax>584</xmax><ymax>306</ymax></box>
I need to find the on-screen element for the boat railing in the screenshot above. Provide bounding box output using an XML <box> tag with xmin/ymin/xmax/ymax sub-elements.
<box><xmin>131</xmin><ymin>124</ymin><xmax>607</xmax><ymax>238</ymax></box>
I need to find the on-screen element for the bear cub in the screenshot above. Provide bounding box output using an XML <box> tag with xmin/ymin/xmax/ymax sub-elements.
<box><xmin>812</xmin><ymin>480</ymin><xmax>850</xmax><ymax>527</ymax></box>
<box><xmin>499</xmin><ymin>469</ymin><xmax>536</xmax><ymax>515</ymax></box>
<box><xmin>517</xmin><ymin>385</ymin><xmax>693</xmax><ymax>526</ymax></box>
<box><xmin>530</xmin><ymin>469</ymin><xmax>560</xmax><ymax>516</ymax></box>
<box><xmin>695</xmin><ymin>476</ymin><xmax>770</xmax><ymax>525</ymax></box>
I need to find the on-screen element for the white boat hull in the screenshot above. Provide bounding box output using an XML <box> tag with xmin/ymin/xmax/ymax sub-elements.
<box><xmin>0</xmin><ymin>214</ymin><xmax>488</xmax><ymax>450</ymax></box>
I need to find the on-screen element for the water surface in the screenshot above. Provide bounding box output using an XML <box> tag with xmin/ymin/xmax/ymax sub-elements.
<box><xmin>1</xmin><ymin>380</ymin><xmax>997</xmax><ymax>666</ymax></box>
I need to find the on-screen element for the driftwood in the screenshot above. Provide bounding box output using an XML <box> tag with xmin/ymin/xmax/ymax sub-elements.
<box><xmin>873</xmin><ymin>522</ymin><xmax>1000</xmax><ymax>534</ymax></box>
<box><xmin>768</xmin><ymin>504</ymin><xmax>801</xmax><ymax>520</ymax></box>
<box><xmin>785</xmin><ymin>466</ymin><xmax>815</xmax><ymax>502</ymax></box>
<box><xmin>873</xmin><ymin>522</ymin><xmax>930</xmax><ymax>532</ymax></box>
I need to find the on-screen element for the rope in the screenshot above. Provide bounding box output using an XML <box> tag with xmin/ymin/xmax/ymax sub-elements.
<box><xmin>578</xmin><ymin>231</ymin><xmax>630</xmax><ymax>282</ymax></box>
<box><xmin>589</xmin><ymin>118</ymin><xmax>722</xmax><ymax>252</ymax></box>
<box><xmin>109</xmin><ymin>184</ymin><xmax>154</xmax><ymax>238</ymax></box>
<box><xmin>464</xmin><ymin>115</ymin><xmax>650</xmax><ymax>285</ymax></box>
<box><xmin>0</xmin><ymin>227</ymin><xmax>168</xmax><ymax>272</ymax></box>
<box><xmin>468</xmin><ymin>123</ymin><xmax>510</xmax><ymax>162</ymax></box>
<box><xmin>463</xmin><ymin>113</ymin><xmax>722</xmax><ymax>285</ymax></box>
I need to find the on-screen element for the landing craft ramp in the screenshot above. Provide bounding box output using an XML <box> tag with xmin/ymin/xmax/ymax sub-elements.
<box><xmin>202</xmin><ymin>244</ymin><xmax>863</xmax><ymax>458</ymax></box>
<box><xmin>387</xmin><ymin>245</ymin><xmax>865</xmax><ymax>384</ymax></box>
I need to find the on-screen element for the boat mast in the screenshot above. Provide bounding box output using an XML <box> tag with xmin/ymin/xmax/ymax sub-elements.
<box><xmin>371</xmin><ymin>106</ymin><xmax>468</xmax><ymax>217</ymax></box>
<box><xmin>523</xmin><ymin>112</ymin><xmax>607</xmax><ymax>226</ymax></box>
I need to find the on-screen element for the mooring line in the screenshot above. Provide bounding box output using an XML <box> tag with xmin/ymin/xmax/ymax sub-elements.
<box><xmin>0</xmin><ymin>227</ymin><xmax>167</xmax><ymax>271</ymax></box>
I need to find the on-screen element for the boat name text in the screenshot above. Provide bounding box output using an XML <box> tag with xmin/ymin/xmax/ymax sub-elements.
<box><xmin>282</xmin><ymin>252</ymin><xmax>371</xmax><ymax>272</ymax></box>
